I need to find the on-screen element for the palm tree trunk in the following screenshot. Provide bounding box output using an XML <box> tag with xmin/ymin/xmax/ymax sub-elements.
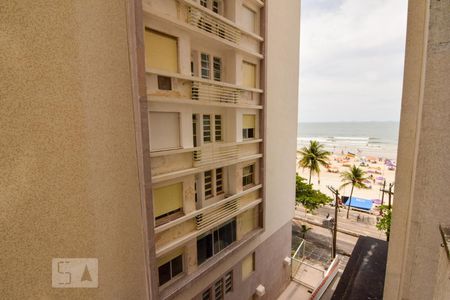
<box><xmin>308</xmin><ymin>168</ymin><xmax>312</xmax><ymax>184</ymax></box>
<box><xmin>346</xmin><ymin>184</ymin><xmax>355</xmax><ymax>219</ymax></box>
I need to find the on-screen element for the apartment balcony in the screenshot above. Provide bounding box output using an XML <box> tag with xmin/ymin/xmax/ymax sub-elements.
<box><xmin>142</xmin><ymin>1</ymin><xmax>263</xmax><ymax>59</ymax></box>
<box><xmin>150</xmin><ymin>140</ymin><xmax>262</xmax><ymax>183</ymax></box>
<box><xmin>154</xmin><ymin>185</ymin><xmax>262</xmax><ymax>257</ymax></box>
<box><xmin>193</xmin><ymin>143</ymin><xmax>239</xmax><ymax>167</ymax></box>
<box><xmin>186</xmin><ymin>5</ymin><xmax>240</xmax><ymax>44</ymax></box>
<box><xmin>146</xmin><ymin>69</ymin><xmax>262</xmax><ymax>109</ymax></box>
<box><xmin>191</xmin><ymin>81</ymin><xmax>240</xmax><ymax>104</ymax></box>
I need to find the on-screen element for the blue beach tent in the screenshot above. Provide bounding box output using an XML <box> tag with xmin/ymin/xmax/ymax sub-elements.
<box><xmin>343</xmin><ymin>197</ymin><xmax>373</xmax><ymax>211</ymax></box>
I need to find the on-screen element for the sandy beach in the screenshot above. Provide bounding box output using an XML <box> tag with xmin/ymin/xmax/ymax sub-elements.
<box><xmin>296</xmin><ymin>152</ymin><xmax>396</xmax><ymax>207</ymax></box>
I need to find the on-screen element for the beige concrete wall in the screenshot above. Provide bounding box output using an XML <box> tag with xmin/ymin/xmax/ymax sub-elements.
<box><xmin>0</xmin><ymin>1</ymin><xmax>153</xmax><ymax>299</ymax></box>
<box><xmin>262</xmin><ymin>0</ymin><xmax>300</xmax><ymax>238</ymax></box>
<box><xmin>384</xmin><ymin>0</ymin><xmax>450</xmax><ymax>299</ymax></box>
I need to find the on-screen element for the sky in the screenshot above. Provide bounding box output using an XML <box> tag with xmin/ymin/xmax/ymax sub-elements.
<box><xmin>299</xmin><ymin>0</ymin><xmax>408</xmax><ymax>123</ymax></box>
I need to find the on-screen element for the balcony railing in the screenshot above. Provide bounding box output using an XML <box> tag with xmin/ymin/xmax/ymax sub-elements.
<box><xmin>193</xmin><ymin>144</ymin><xmax>239</xmax><ymax>167</ymax></box>
<box><xmin>186</xmin><ymin>5</ymin><xmax>241</xmax><ymax>44</ymax></box>
<box><xmin>192</xmin><ymin>81</ymin><xmax>241</xmax><ymax>104</ymax></box>
<box><xmin>195</xmin><ymin>198</ymin><xmax>239</xmax><ymax>230</ymax></box>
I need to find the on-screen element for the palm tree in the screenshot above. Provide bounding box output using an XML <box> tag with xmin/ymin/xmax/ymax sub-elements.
<box><xmin>340</xmin><ymin>165</ymin><xmax>369</xmax><ymax>219</ymax></box>
<box><xmin>298</xmin><ymin>140</ymin><xmax>331</xmax><ymax>184</ymax></box>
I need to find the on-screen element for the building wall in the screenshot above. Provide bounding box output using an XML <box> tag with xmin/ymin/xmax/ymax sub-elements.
<box><xmin>384</xmin><ymin>0</ymin><xmax>450</xmax><ymax>299</ymax></box>
<box><xmin>0</xmin><ymin>0</ymin><xmax>300</xmax><ymax>299</ymax></box>
<box><xmin>154</xmin><ymin>0</ymin><xmax>300</xmax><ymax>298</ymax></box>
<box><xmin>0</xmin><ymin>1</ymin><xmax>153</xmax><ymax>299</ymax></box>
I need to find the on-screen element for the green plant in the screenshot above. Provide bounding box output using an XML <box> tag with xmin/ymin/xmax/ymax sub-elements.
<box><xmin>340</xmin><ymin>165</ymin><xmax>369</xmax><ymax>219</ymax></box>
<box><xmin>376</xmin><ymin>205</ymin><xmax>392</xmax><ymax>240</ymax></box>
<box><xmin>300</xmin><ymin>224</ymin><xmax>312</xmax><ymax>239</ymax></box>
<box><xmin>296</xmin><ymin>175</ymin><xmax>333</xmax><ymax>213</ymax></box>
<box><xmin>298</xmin><ymin>140</ymin><xmax>331</xmax><ymax>184</ymax></box>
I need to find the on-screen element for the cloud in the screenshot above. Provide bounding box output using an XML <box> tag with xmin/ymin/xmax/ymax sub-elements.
<box><xmin>299</xmin><ymin>0</ymin><xmax>408</xmax><ymax>122</ymax></box>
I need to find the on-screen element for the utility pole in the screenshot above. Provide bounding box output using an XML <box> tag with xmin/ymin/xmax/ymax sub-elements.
<box><xmin>327</xmin><ymin>185</ymin><xmax>339</xmax><ymax>258</ymax></box>
<box><xmin>387</xmin><ymin>183</ymin><xmax>394</xmax><ymax>210</ymax></box>
<box><xmin>380</xmin><ymin>183</ymin><xmax>395</xmax><ymax>209</ymax></box>
<box><xmin>380</xmin><ymin>180</ymin><xmax>386</xmax><ymax>206</ymax></box>
<box><xmin>380</xmin><ymin>183</ymin><xmax>394</xmax><ymax>241</ymax></box>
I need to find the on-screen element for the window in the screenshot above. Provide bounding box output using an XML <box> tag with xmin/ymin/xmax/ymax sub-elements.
<box><xmin>212</xmin><ymin>0</ymin><xmax>220</xmax><ymax>13</ymax></box>
<box><xmin>149</xmin><ymin>112</ymin><xmax>180</xmax><ymax>151</ymax></box>
<box><xmin>144</xmin><ymin>29</ymin><xmax>178</xmax><ymax>73</ymax></box>
<box><xmin>198</xmin><ymin>53</ymin><xmax>222</xmax><ymax>80</ymax></box>
<box><xmin>200</xmin><ymin>0</ymin><xmax>208</xmax><ymax>8</ymax></box>
<box><xmin>242</xmin><ymin>114</ymin><xmax>256</xmax><ymax>139</ymax></box>
<box><xmin>202</xmin><ymin>289</ymin><xmax>211</xmax><ymax>300</ymax></box>
<box><xmin>214</xmin><ymin>115</ymin><xmax>222</xmax><ymax>141</ymax></box>
<box><xmin>216</xmin><ymin>168</ymin><xmax>223</xmax><ymax>194</ymax></box>
<box><xmin>214</xmin><ymin>279</ymin><xmax>223</xmax><ymax>300</ymax></box>
<box><xmin>193</xmin><ymin>114</ymin><xmax>198</xmax><ymax>147</ymax></box>
<box><xmin>197</xmin><ymin>219</ymin><xmax>236</xmax><ymax>265</ymax></box>
<box><xmin>213</xmin><ymin>57</ymin><xmax>222</xmax><ymax>81</ymax></box>
<box><xmin>204</xmin><ymin>168</ymin><xmax>224</xmax><ymax>198</ymax></box>
<box><xmin>157</xmin><ymin>249</ymin><xmax>183</xmax><ymax>286</ymax></box>
<box><xmin>199</xmin><ymin>271</ymin><xmax>233</xmax><ymax>300</ymax></box>
<box><xmin>243</xmin><ymin>61</ymin><xmax>257</xmax><ymax>88</ymax></box>
<box><xmin>204</xmin><ymin>170</ymin><xmax>213</xmax><ymax>199</ymax></box>
<box><xmin>242</xmin><ymin>6</ymin><xmax>257</xmax><ymax>33</ymax></box>
<box><xmin>153</xmin><ymin>183</ymin><xmax>183</xmax><ymax>222</ymax></box>
<box><xmin>243</xmin><ymin>165</ymin><xmax>255</xmax><ymax>187</ymax></box>
<box><xmin>201</xmin><ymin>53</ymin><xmax>210</xmax><ymax>79</ymax></box>
<box><xmin>157</xmin><ymin>75</ymin><xmax>172</xmax><ymax>90</ymax></box>
<box><xmin>203</xmin><ymin>115</ymin><xmax>211</xmax><ymax>142</ymax></box>
<box><xmin>241</xmin><ymin>252</ymin><xmax>255</xmax><ymax>281</ymax></box>
<box><xmin>224</xmin><ymin>271</ymin><xmax>233</xmax><ymax>293</ymax></box>
<box><xmin>201</xmin><ymin>114</ymin><xmax>222</xmax><ymax>143</ymax></box>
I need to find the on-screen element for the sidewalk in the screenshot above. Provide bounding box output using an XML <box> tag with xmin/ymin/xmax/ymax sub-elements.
<box><xmin>295</xmin><ymin>206</ymin><xmax>386</xmax><ymax>240</ymax></box>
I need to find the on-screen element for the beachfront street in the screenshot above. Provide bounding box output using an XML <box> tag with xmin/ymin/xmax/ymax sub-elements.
<box><xmin>295</xmin><ymin>205</ymin><xmax>386</xmax><ymax>240</ymax></box>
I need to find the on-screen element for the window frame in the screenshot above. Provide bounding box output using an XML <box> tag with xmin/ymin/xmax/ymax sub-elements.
<box><xmin>157</xmin><ymin>75</ymin><xmax>172</xmax><ymax>90</ymax></box>
<box><xmin>204</xmin><ymin>168</ymin><xmax>225</xmax><ymax>199</ymax></box>
<box><xmin>153</xmin><ymin>182</ymin><xmax>184</xmax><ymax>225</ymax></box>
<box><xmin>144</xmin><ymin>28</ymin><xmax>179</xmax><ymax>73</ymax></box>
<box><xmin>242</xmin><ymin>114</ymin><xmax>256</xmax><ymax>140</ymax></box>
<box><xmin>199</xmin><ymin>270</ymin><xmax>233</xmax><ymax>300</ymax></box>
<box><xmin>213</xmin><ymin>56</ymin><xmax>222</xmax><ymax>81</ymax></box>
<box><xmin>242</xmin><ymin>164</ymin><xmax>255</xmax><ymax>188</ymax></box>
<box><xmin>202</xmin><ymin>114</ymin><xmax>222</xmax><ymax>144</ymax></box>
<box><xmin>242</xmin><ymin>5</ymin><xmax>257</xmax><ymax>33</ymax></box>
<box><xmin>197</xmin><ymin>219</ymin><xmax>237</xmax><ymax>265</ymax></box>
<box><xmin>242</xmin><ymin>60</ymin><xmax>257</xmax><ymax>88</ymax></box>
<box><xmin>201</xmin><ymin>53</ymin><xmax>211</xmax><ymax>79</ymax></box>
<box><xmin>197</xmin><ymin>52</ymin><xmax>223</xmax><ymax>81</ymax></box>
<box><xmin>203</xmin><ymin>114</ymin><xmax>212</xmax><ymax>143</ymax></box>
<box><xmin>214</xmin><ymin>115</ymin><xmax>223</xmax><ymax>141</ymax></box>
<box><xmin>215</xmin><ymin>167</ymin><xmax>223</xmax><ymax>195</ymax></box>
<box><xmin>157</xmin><ymin>253</ymin><xmax>184</xmax><ymax>287</ymax></box>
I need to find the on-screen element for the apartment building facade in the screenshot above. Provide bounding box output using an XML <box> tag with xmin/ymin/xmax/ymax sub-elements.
<box><xmin>143</xmin><ymin>0</ymin><xmax>300</xmax><ymax>299</ymax></box>
<box><xmin>1</xmin><ymin>0</ymin><xmax>299</xmax><ymax>299</ymax></box>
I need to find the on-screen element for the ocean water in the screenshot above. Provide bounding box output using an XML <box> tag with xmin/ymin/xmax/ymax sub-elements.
<box><xmin>297</xmin><ymin>122</ymin><xmax>400</xmax><ymax>159</ymax></box>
